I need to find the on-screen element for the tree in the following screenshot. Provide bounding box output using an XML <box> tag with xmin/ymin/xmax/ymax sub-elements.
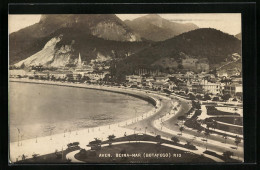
<box><xmin>204</xmin><ymin>93</ymin><xmax>211</xmax><ymax>100</ymax></box>
<box><xmin>196</xmin><ymin>94</ymin><xmax>203</xmax><ymax>100</ymax></box>
<box><xmin>212</xmin><ymin>97</ymin><xmax>219</xmax><ymax>101</ymax></box>
<box><xmin>171</xmin><ymin>136</ymin><xmax>180</xmax><ymax>144</ymax></box>
<box><xmin>88</xmin><ymin>138</ymin><xmax>102</xmax><ymax>151</ymax></box>
<box><xmin>185</xmin><ymin>88</ymin><xmax>189</xmax><ymax>94</ymax></box>
<box><xmin>179</xmin><ymin>126</ymin><xmax>184</xmax><ymax>136</ymax></box>
<box><xmin>108</xmin><ymin>134</ymin><xmax>116</xmax><ymax>146</ymax></box>
<box><xmin>192</xmin><ymin>100</ymin><xmax>201</xmax><ymax>110</ymax></box>
<box><xmin>234</xmin><ymin>136</ymin><xmax>242</xmax><ymax>149</ymax></box>
<box><xmin>20</xmin><ymin>63</ymin><xmax>25</xmax><ymax>69</ymax></box>
<box><xmin>197</xmin><ymin>128</ymin><xmax>202</xmax><ymax>136</ymax></box>
<box><xmin>189</xmin><ymin>93</ymin><xmax>196</xmax><ymax>100</ymax></box>
<box><xmin>55</xmin><ymin>149</ymin><xmax>62</xmax><ymax>159</ymax></box>
<box><xmin>204</xmin><ymin>129</ymin><xmax>210</xmax><ymax>150</ymax></box>
<box><xmin>232</xmin><ymin>98</ymin><xmax>237</xmax><ymax>101</ymax></box>
<box><xmin>177</xmin><ymin>64</ymin><xmax>184</xmax><ymax>70</ymax></box>
<box><xmin>222</xmin><ymin>94</ymin><xmax>231</xmax><ymax>102</ymax></box>
<box><xmin>222</xmin><ymin>151</ymin><xmax>234</xmax><ymax>160</ymax></box>
<box><xmin>235</xmin><ymin>92</ymin><xmax>243</xmax><ymax>101</ymax></box>
<box><xmin>223</xmin><ymin>133</ymin><xmax>228</xmax><ymax>143</ymax></box>
<box><xmin>155</xmin><ymin>135</ymin><xmax>162</xmax><ymax>145</ymax></box>
<box><xmin>32</xmin><ymin>153</ymin><xmax>39</xmax><ymax>160</ymax></box>
<box><xmin>178</xmin><ymin>115</ymin><xmax>187</xmax><ymax>124</ymax></box>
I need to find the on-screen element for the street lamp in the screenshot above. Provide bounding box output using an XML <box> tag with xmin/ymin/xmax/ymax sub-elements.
<box><xmin>134</xmin><ymin>107</ymin><xmax>137</xmax><ymax>122</ymax></box>
<box><xmin>17</xmin><ymin>128</ymin><xmax>20</xmax><ymax>147</ymax></box>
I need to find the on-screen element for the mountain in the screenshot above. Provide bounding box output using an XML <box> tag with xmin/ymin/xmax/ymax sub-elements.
<box><xmin>9</xmin><ymin>14</ymin><xmax>143</xmax><ymax>66</ymax></box>
<box><xmin>124</xmin><ymin>14</ymin><xmax>199</xmax><ymax>41</ymax></box>
<box><xmin>235</xmin><ymin>33</ymin><xmax>241</xmax><ymax>40</ymax></box>
<box><xmin>118</xmin><ymin>28</ymin><xmax>241</xmax><ymax>70</ymax></box>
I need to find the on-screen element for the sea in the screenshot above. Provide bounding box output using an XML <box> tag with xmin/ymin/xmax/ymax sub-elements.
<box><xmin>9</xmin><ymin>82</ymin><xmax>153</xmax><ymax>142</ymax></box>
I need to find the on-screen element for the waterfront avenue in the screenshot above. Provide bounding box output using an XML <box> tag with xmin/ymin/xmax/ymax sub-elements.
<box><xmin>9</xmin><ymin>78</ymin><xmax>243</xmax><ymax>162</ymax></box>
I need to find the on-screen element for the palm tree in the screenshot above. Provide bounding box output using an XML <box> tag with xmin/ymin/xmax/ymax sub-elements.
<box><xmin>233</xmin><ymin>107</ymin><xmax>238</xmax><ymax>124</ymax></box>
<box><xmin>179</xmin><ymin>126</ymin><xmax>184</xmax><ymax>136</ymax></box>
<box><xmin>223</xmin><ymin>151</ymin><xmax>234</xmax><ymax>161</ymax></box>
<box><xmin>197</xmin><ymin>129</ymin><xmax>202</xmax><ymax>137</ymax></box>
<box><xmin>134</xmin><ymin>127</ymin><xmax>137</xmax><ymax>134</ymax></box>
<box><xmin>204</xmin><ymin>129</ymin><xmax>210</xmax><ymax>150</ymax></box>
<box><xmin>171</xmin><ymin>136</ymin><xmax>180</xmax><ymax>144</ymax></box>
<box><xmin>178</xmin><ymin>115</ymin><xmax>186</xmax><ymax>125</ymax></box>
<box><xmin>108</xmin><ymin>134</ymin><xmax>116</xmax><ymax>146</ymax></box>
<box><xmin>234</xmin><ymin>135</ymin><xmax>242</xmax><ymax>150</ymax></box>
<box><xmin>223</xmin><ymin>133</ymin><xmax>228</xmax><ymax>143</ymax></box>
<box><xmin>155</xmin><ymin>135</ymin><xmax>162</xmax><ymax>145</ymax></box>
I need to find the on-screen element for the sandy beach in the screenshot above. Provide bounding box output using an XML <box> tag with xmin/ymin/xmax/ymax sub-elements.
<box><xmin>9</xmin><ymin>79</ymin><xmax>166</xmax><ymax>162</ymax></box>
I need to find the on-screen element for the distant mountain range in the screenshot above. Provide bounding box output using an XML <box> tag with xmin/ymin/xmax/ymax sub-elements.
<box><xmin>118</xmin><ymin>28</ymin><xmax>241</xmax><ymax>70</ymax></box>
<box><xmin>124</xmin><ymin>14</ymin><xmax>198</xmax><ymax>41</ymax></box>
<box><xmin>9</xmin><ymin>14</ymin><xmax>143</xmax><ymax>66</ymax></box>
<box><xmin>9</xmin><ymin>14</ymin><xmax>241</xmax><ymax>73</ymax></box>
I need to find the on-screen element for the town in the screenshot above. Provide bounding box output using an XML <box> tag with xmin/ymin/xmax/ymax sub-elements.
<box><xmin>9</xmin><ymin>52</ymin><xmax>242</xmax><ymax>104</ymax></box>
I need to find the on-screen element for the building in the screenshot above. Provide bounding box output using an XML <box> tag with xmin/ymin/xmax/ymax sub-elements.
<box><xmin>191</xmin><ymin>82</ymin><xmax>204</xmax><ymax>94</ymax></box>
<box><xmin>200</xmin><ymin>79</ymin><xmax>222</xmax><ymax>95</ymax></box>
<box><xmin>154</xmin><ymin>76</ymin><xmax>169</xmax><ymax>83</ymax></box>
<box><xmin>126</xmin><ymin>75</ymin><xmax>143</xmax><ymax>85</ymax></box>
<box><xmin>9</xmin><ymin>69</ymin><xmax>27</xmax><ymax>78</ymax></box>
<box><xmin>49</xmin><ymin>71</ymin><xmax>72</xmax><ymax>80</ymax></box>
<box><xmin>34</xmin><ymin>72</ymin><xmax>49</xmax><ymax>79</ymax></box>
<box><xmin>84</xmin><ymin>71</ymin><xmax>109</xmax><ymax>81</ymax></box>
<box><xmin>77</xmin><ymin>53</ymin><xmax>83</xmax><ymax>68</ymax></box>
<box><xmin>223</xmin><ymin>83</ymin><xmax>242</xmax><ymax>96</ymax></box>
<box><xmin>152</xmin><ymin>81</ymin><xmax>170</xmax><ymax>91</ymax></box>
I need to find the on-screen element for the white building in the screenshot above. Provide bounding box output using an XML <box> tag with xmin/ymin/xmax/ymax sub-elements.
<box><xmin>126</xmin><ymin>75</ymin><xmax>143</xmax><ymax>85</ymax></box>
<box><xmin>201</xmin><ymin>79</ymin><xmax>222</xmax><ymax>95</ymax></box>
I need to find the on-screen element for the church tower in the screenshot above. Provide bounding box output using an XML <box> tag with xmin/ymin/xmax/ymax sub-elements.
<box><xmin>77</xmin><ymin>53</ymin><xmax>82</xmax><ymax>68</ymax></box>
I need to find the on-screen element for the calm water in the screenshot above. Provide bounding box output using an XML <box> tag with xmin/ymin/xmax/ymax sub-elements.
<box><xmin>9</xmin><ymin>82</ymin><xmax>153</xmax><ymax>142</ymax></box>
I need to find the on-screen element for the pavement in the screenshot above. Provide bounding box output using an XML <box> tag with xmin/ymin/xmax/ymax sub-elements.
<box><xmin>9</xmin><ymin>79</ymin><xmax>244</xmax><ymax>163</ymax></box>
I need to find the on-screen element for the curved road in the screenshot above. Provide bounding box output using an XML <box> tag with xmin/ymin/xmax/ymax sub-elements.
<box><xmin>124</xmin><ymin>94</ymin><xmax>243</xmax><ymax>161</ymax></box>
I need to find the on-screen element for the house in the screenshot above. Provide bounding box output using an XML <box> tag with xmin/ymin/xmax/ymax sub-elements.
<box><xmin>200</xmin><ymin>79</ymin><xmax>222</xmax><ymax>95</ymax></box>
<box><xmin>66</xmin><ymin>73</ymin><xmax>81</xmax><ymax>82</ymax></box>
<box><xmin>49</xmin><ymin>71</ymin><xmax>72</xmax><ymax>80</ymax></box>
<box><xmin>126</xmin><ymin>75</ymin><xmax>143</xmax><ymax>85</ymax></box>
<box><xmin>223</xmin><ymin>83</ymin><xmax>242</xmax><ymax>96</ymax></box>
<box><xmin>34</xmin><ymin>72</ymin><xmax>49</xmax><ymax>79</ymax></box>
<box><xmin>154</xmin><ymin>76</ymin><xmax>169</xmax><ymax>83</ymax></box>
<box><xmin>9</xmin><ymin>69</ymin><xmax>27</xmax><ymax>78</ymax></box>
<box><xmin>84</xmin><ymin>71</ymin><xmax>109</xmax><ymax>81</ymax></box>
<box><xmin>152</xmin><ymin>81</ymin><xmax>169</xmax><ymax>91</ymax></box>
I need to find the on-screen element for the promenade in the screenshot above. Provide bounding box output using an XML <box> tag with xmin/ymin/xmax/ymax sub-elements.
<box><xmin>9</xmin><ymin>79</ymin><xmax>162</xmax><ymax>162</ymax></box>
<box><xmin>9</xmin><ymin>79</ymin><xmax>243</xmax><ymax>162</ymax></box>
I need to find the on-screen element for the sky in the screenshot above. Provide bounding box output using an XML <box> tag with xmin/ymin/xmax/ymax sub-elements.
<box><xmin>8</xmin><ymin>14</ymin><xmax>241</xmax><ymax>35</ymax></box>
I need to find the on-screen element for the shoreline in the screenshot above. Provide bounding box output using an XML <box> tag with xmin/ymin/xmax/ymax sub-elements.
<box><xmin>9</xmin><ymin>79</ymin><xmax>157</xmax><ymax>106</ymax></box>
<box><xmin>9</xmin><ymin>78</ymin><xmax>173</xmax><ymax>162</ymax></box>
<box><xmin>9</xmin><ymin>78</ymin><xmax>160</xmax><ymax>142</ymax></box>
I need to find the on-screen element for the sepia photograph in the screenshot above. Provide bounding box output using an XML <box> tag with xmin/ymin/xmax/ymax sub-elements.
<box><xmin>8</xmin><ymin>13</ymin><xmax>243</xmax><ymax>164</ymax></box>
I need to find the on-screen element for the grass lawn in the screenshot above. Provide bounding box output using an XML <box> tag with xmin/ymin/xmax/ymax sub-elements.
<box><xmin>203</xmin><ymin>150</ymin><xmax>242</xmax><ymax>163</ymax></box>
<box><xmin>15</xmin><ymin>146</ymin><xmax>80</xmax><ymax>164</ymax></box>
<box><xmin>214</xmin><ymin>123</ymin><xmax>243</xmax><ymax>135</ymax></box>
<box><xmin>211</xmin><ymin>117</ymin><xmax>243</xmax><ymax>126</ymax></box>
<box><xmin>75</xmin><ymin>143</ymin><xmax>215</xmax><ymax>163</ymax></box>
<box><xmin>206</xmin><ymin>106</ymin><xmax>240</xmax><ymax>116</ymax></box>
<box><xmin>102</xmin><ymin>134</ymin><xmax>197</xmax><ymax>150</ymax></box>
